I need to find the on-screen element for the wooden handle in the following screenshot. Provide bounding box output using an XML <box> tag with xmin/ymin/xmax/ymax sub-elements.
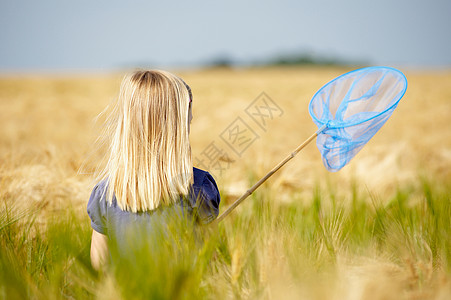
<box><xmin>212</xmin><ymin>127</ymin><xmax>322</xmax><ymax>225</ymax></box>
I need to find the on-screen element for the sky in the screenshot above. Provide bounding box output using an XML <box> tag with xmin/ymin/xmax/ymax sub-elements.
<box><xmin>1</xmin><ymin>0</ymin><xmax>450</xmax><ymax>72</ymax></box>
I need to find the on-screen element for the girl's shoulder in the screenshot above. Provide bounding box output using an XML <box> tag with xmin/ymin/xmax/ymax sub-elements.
<box><xmin>192</xmin><ymin>167</ymin><xmax>219</xmax><ymax>193</ymax></box>
<box><xmin>193</xmin><ymin>167</ymin><xmax>212</xmax><ymax>184</ymax></box>
<box><xmin>190</xmin><ymin>167</ymin><xmax>220</xmax><ymax>224</ymax></box>
<box><xmin>87</xmin><ymin>179</ymin><xmax>109</xmax><ymax>235</ymax></box>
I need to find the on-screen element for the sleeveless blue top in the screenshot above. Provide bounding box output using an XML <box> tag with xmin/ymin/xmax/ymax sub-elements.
<box><xmin>87</xmin><ymin>167</ymin><xmax>220</xmax><ymax>240</ymax></box>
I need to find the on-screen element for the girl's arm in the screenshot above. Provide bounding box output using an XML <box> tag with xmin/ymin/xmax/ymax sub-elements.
<box><xmin>90</xmin><ymin>230</ymin><xmax>108</xmax><ymax>270</ymax></box>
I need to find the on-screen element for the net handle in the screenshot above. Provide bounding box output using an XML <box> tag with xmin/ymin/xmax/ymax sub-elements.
<box><xmin>212</xmin><ymin>124</ymin><xmax>327</xmax><ymax>225</ymax></box>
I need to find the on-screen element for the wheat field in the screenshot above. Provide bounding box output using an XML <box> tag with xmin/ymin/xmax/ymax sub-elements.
<box><xmin>0</xmin><ymin>67</ymin><xmax>450</xmax><ymax>299</ymax></box>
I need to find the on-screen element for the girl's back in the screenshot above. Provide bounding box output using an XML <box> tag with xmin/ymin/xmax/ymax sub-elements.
<box><xmin>86</xmin><ymin>70</ymin><xmax>220</xmax><ymax>269</ymax></box>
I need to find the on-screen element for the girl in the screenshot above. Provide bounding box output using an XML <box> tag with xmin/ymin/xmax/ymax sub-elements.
<box><xmin>87</xmin><ymin>70</ymin><xmax>220</xmax><ymax>270</ymax></box>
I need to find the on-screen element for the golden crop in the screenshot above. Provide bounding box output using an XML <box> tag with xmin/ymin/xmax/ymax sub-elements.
<box><xmin>1</xmin><ymin>66</ymin><xmax>451</xmax><ymax>299</ymax></box>
<box><xmin>1</xmin><ymin>67</ymin><xmax>449</xmax><ymax>214</ymax></box>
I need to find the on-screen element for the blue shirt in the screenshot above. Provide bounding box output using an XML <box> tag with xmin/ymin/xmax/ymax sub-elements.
<box><xmin>87</xmin><ymin>167</ymin><xmax>220</xmax><ymax>240</ymax></box>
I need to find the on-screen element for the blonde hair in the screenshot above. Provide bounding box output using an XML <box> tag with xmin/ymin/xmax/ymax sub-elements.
<box><xmin>101</xmin><ymin>70</ymin><xmax>193</xmax><ymax>212</ymax></box>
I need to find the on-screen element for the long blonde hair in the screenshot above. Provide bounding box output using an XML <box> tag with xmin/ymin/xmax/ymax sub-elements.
<box><xmin>101</xmin><ymin>70</ymin><xmax>193</xmax><ymax>212</ymax></box>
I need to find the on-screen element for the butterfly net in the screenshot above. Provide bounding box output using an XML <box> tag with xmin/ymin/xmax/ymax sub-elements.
<box><xmin>309</xmin><ymin>67</ymin><xmax>407</xmax><ymax>171</ymax></box>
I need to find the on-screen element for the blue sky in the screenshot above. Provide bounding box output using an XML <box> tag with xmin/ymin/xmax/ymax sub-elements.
<box><xmin>1</xmin><ymin>0</ymin><xmax>450</xmax><ymax>72</ymax></box>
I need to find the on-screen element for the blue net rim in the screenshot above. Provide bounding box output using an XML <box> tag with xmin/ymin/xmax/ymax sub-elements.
<box><xmin>308</xmin><ymin>66</ymin><xmax>408</xmax><ymax>129</ymax></box>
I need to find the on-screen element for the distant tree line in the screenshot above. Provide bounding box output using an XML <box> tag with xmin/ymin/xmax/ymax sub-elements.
<box><xmin>206</xmin><ymin>52</ymin><xmax>367</xmax><ymax>68</ymax></box>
